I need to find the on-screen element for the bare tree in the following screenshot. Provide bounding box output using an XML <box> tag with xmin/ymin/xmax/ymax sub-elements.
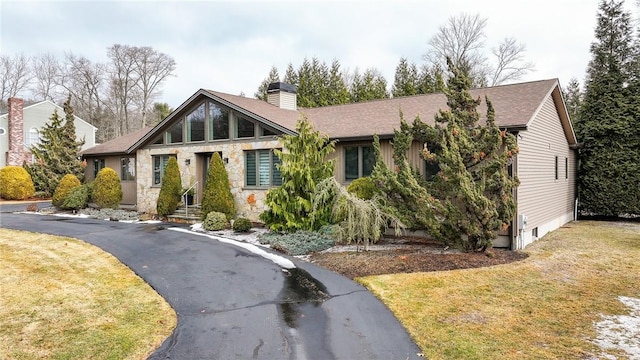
<box><xmin>0</xmin><ymin>53</ymin><xmax>32</xmax><ymax>108</ymax></box>
<box><xmin>132</xmin><ymin>47</ymin><xmax>176</xmax><ymax>128</ymax></box>
<box><xmin>426</xmin><ymin>13</ymin><xmax>534</xmax><ymax>87</ymax></box>
<box><xmin>107</xmin><ymin>44</ymin><xmax>141</xmax><ymax>136</ymax></box>
<box><xmin>31</xmin><ymin>53</ymin><xmax>61</xmax><ymax>101</ymax></box>
<box><xmin>490</xmin><ymin>37</ymin><xmax>535</xmax><ymax>86</ymax></box>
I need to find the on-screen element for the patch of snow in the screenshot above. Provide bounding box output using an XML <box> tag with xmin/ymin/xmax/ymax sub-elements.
<box><xmin>169</xmin><ymin>227</ymin><xmax>295</xmax><ymax>269</ymax></box>
<box><xmin>593</xmin><ymin>296</ymin><xmax>640</xmax><ymax>359</ymax></box>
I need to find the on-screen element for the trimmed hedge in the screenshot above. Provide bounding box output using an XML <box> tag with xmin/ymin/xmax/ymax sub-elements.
<box><xmin>203</xmin><ymin>211</ymin><xmax>229</xmax><ymax>231</ymax></box>
<box><xmin>52</xmin><ymin>174</ymin><xmax>81</xmax><ymax>207</ymax></box>
<box><xmin>201</xmin><ymin>152</ymin><xmax>235</xmax><ymax>220</ymax></box>
<box><xmin>232</xmin><ymin>218</ymin><xmax>253</xmax><ymax>232</ymax></box>
<box><xmin>0</xmin><ymin>166</ymin><xmax>35</xmax><ymax>200</ymax></box>
<box><xmin>92</xmin><ymin>168</ymin><xmax>122</xmax><ymax>209</ymax></box>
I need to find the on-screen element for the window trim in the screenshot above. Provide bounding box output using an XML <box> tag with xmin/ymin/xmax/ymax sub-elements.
<box><xmin>244</xmin><ymin>149</ymin><xmax>282</xmax><ymax>188</ymax></box>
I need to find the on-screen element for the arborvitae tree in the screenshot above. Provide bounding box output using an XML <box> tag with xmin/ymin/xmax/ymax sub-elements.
<box><xmin>578</xmin><ymin>0</ymin><xmax>639</xmax><ymax>216</ymax></box>
<box><xmin>349</xmin><ymin>68</ymin><xmax>390</xmax><ymax>102</ymax></box>
<box><xmin>260</xmin><ymin>115</ymin><xmax>335</xmax><ymax>231</ymax></box>
<box><xmin>411</xmin><ymin>59</ymin><xmax>519</xmax><ymax>251</ymax></box>
<box><xmin>392</xmin><ymin>57</ymin><xmax>420</xmax><ymax>97</ymax></box>
<box><xmin>254</xmin><ymin>66</ymin><xmax>280</xmax><ymax>101</ymax></box>
<box><xmin>156</xmin><ymin>157</ymin><xmax>182</xmax><ymax>216</ymax></box>
<box><xmin>25</xmin><ymin>95</ymin><xmax>85</xmax><ymax>195</ymax></box>
<box><xmin>201</xmin><ymin>152</ymin><xmax>236</xmax><ymax>220</ymax></box>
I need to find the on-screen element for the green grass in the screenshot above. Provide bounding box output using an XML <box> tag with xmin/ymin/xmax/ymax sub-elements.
<box><xmin>0</xmin><ymin>229</ymin><xmax>176</xmax><ymax>359</ymax></box>
<box><xmin>358</xmin><ymin>221</ymin><xmax>640</xmax><ymax>359</ymax></box>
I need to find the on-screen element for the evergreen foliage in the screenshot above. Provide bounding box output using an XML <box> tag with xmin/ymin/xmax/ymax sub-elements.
<box><xmin>562</xmin><ymin>78</ymin><xmax>582</xmax><ymax>125</ymax></box>
<box><xmin>577</xmin><ymin>0</ymin><xmax>640</xmax><ymax>216</ymax></box>
<box><xmin>156</xmin><ymin>157</ymin><xmax>182</xmax><ymax>216</ymax></box>
<box><xmin>254</xmin><ymin>66</ymin><xmax>280</xmax><ymax>101</ymax></box>
<box><xmin>24</xmin><ymin>95</ymin><xmax>85</xmax><ymax>196</ymax></box>
<box><xmin>350</xmin><ymin>68</ymin><xmax>390</xmax><ymax>102</ymax></box>
<box><xmin>312</xmin><ymin>178</ymin><xmax>404</xmax><ymax>250</ymax></box>
<box><xmin>345</xmin><ymin>176</ymin><xmax>377</xmax><ymax>200</ymax></box>
<box><xmin>260</xmin><ymin>115</ymin><xmax>335</xmax><ymax>231</ymax></box>
<box><xmin>92</xmin><ymin>167</ymin><xmax>122</xmax><ymax>209</ymax></box>
<box><xmin>258</xmin><ymin>231</ymin><xmax>335</xmax><ymax>256</ymax></box>
<box><xmin>61</xmin><ymin>183</ymin><xmax>91</xmax><ymax>210</ymax></box>
<box><xmin>410</xmin><ymin>59</ymin><xmax>520</xmax><ymax>251</ymax></box>
<box><xmin>232</xmin><ymin>218</ymin><xmax>253</xmax><ymax>232</ymax></box>
<box><xmin>392</xmin><ymin>57</ymin><xmax>420</xmax><ymax>97</ymax></box>
<box><xmin>52</xmin><ymin>174</ymin><xmax>81</xmax><ymax>207</ymax></box>
<box><xmin>203</xmin><ymin>211</ymin><xmax>229</xmax><ymax>231</ymax></box>
<box><xmin>200</xmin><ymin>152</ymin><xmax>236</xmax><ymax>220</ymax></box>
<box><xmin>0</xmin><ymin>166</ymin><xmax>35</xmax><ymax>200</ymax></box>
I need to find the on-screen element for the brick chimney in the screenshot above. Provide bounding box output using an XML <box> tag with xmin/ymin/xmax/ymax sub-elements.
<box><xmin>267</xmin><ymin>82</ymin><xmax>297</xmax><ymax>110</ymax></box>
<box><xmin>7</xmin><ymin>97</ymin><xmax>26</xmax><ymax>166</ymax></box>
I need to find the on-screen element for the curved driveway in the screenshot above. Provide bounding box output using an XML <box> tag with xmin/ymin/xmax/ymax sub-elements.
<box><xmin>0</xmin><ymin>204</ymin><xmax>421</xmax><ymax>359</ymax></box>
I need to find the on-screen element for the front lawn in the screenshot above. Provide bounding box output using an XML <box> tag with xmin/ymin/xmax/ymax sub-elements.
<box><xmin>358</xmin><ymin>221</ymin><xmax>640</xmax><ymax>359</ymax></box>
<box><xmin>0</xmin><ymin>229</ymin><xmax>176</xmax><ymax>359</ymax></box>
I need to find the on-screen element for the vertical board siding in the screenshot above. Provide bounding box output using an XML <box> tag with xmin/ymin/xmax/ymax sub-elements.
<box><xmin>517</xmin><ymin>95</ymin><xmax>576</xmax><ymax>235</ymax></box>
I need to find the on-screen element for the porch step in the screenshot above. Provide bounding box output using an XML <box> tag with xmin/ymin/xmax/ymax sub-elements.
<box><xmin>167</xmin><ymin>204</ymin><xmax>202</xmax><ymax>224</ymax></box>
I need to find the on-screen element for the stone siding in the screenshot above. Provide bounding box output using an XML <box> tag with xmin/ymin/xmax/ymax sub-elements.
<box><xmin>136</xmin><ymin>139</ymin><xmax>282</xmax><ymax>221</ymax></box>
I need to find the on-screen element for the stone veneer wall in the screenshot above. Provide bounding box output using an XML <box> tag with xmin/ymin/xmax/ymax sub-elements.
<box><xmin>136</xmin><ymin>139</ymin><xmax>282</xmax><ymax>221</ymax></box>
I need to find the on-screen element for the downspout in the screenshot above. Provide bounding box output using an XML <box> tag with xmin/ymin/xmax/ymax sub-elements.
<box><xmin>510</xmin><ymin>135</ymin><xmax>520</xmax><ymax>250</ymax></box>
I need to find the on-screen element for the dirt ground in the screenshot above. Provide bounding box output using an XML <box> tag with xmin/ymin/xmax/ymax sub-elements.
<box><xmin>308</xmin><ymin>237</ymin><xmax>529</xmax><ymax>279</ymax></box>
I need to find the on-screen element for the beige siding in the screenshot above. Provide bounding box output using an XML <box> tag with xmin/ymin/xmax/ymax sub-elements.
<box><xmin>516</xmin><ymin>95</ymin><xmax>576</xmax><ymax>247</ymax></box>
<box><xmin>84</xmin><ymin>155</ymin><xmax>137</xmax><ymax>205</ymax></box>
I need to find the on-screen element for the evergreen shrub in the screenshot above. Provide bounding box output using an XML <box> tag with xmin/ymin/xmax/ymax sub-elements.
<box><xmin>0</xmin><ymin>166</ymin><xmax>35</xmax><ymax>200</ymax></box>
<box><xmin>156</xmin><ymin>157</ymin><xmax>182</xmax><ymax>216</ymax></box>
<box><xmin>258</xmin><ymin>231</ymin><xmax>335</xmax><ymax>256</ymax></box>
<box><xmin>61</xmin><ymin>183</ymin><xmax>91</xmax><ymax>210</ymax></box>
<box><xmin>201</xmin><ymin>153</ymin><xmax>235</xmax><ymax>220</ymax></box>
<box><xmin>203</xmin><ymin>211</ymin><xmax>229</xmax><ymax>231</ymax></box>
<box><xmin>232</xmin><ymin>218</ymin><xmax>253</xmax><ymax>232</ymax></box>
<box><xmin>52</xmin><ymin>174</ymin><xmax>81</xmax><ymax>207</ymax></box>
<box><xmin>92</xmin><ymin>168</ymin><xmax>122</xmax><ymax>209</ymax></box>
<box><xmin>346</xmin><ymin>177</ymin><xmax>377</xmax><ymax>200</ymax></box>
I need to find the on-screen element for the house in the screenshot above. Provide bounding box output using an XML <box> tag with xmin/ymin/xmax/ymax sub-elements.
<box><xmin>0</xmin><ymin>98</ymin><xmax>97</xmax><ymax>168</ymax></box>
<box><xmin>82</xmin><ymin>80</ymin><xmax>577</xmax><ymax>250</ymax></box>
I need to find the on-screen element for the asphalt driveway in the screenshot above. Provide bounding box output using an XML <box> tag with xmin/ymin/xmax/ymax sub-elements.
<box><xmin>0</xmin><ymin>204</ymin><xmax>421</xmax><ymax>359</ymax></box>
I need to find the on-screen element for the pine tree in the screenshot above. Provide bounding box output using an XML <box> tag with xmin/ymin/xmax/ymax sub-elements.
<box><xmin>259</xmin><ymin>115</ymin><xmax>335</xmax><ymax>231</ymax></box>
<box><xmin>326</xmin><ymin>59</ymin><xmax>350</xmax><ymax>105</ymax></box>
<box><xmin>200</xmin><ymin>152</ymin><xmax>236</xmax><ymax>220</ymax></box>
<box><xmin>412</xmin><ymin>59</ymin><xmax>519</xmax><ymax>251</ymax></box>
<box><xmin>283</xmin><ymin>63</ymin><xmax>298</xmax><ymax>87</ymax></box>
<box><xmin>578</xmin><ymin>0</ymin><xmax>639</xmax><ymax>216</ymax></box>
<box><xmin>254</xmin><ymin>66</ymin><xmax>280</xmax><ymax>101</ymax></box>
<box><xmin>25</xmin><ymin>95</ymin><xmax>85</xmax><ymax>195</ymax></box>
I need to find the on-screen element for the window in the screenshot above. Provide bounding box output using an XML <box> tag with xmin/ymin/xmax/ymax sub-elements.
<box><xmin>555</xmin><ymin>156</ymin><xmax>559</xmax><ymax>180</ymax></box>
<box><xmin>260</xmin><ymin>126</ymin><xmax>277</xmax><ymax>137</ymax></box>
<box><xmin>28</xmin><ymin>127</ymin><xmax>40</xmax><ymax>146</ymax></box>
<box><xmin>209</xmin><ymin>102</ymin><xmax>229</xmax><ymax>140</ymax></box>
<box><xmin>153</xmin><ymin>155</ymin><xmax>176</xmax><ymax>186</ymax></box>
<box><xmin>121</xmin><ymin>157</ymin><xmax>135</xmax><ymax>181</ymax></box>
<box><xmin>186</xmin><ymin>103</ymin><xmax>205</xmax><ymax>142</ymax></box>
<box><xmin>167</xmin><ymin>121</ymin><xmax>183</xmax><ymax>144</ymax></box>
<box><xmin>245</xmin><ymin>149</ymin><xmax>282</xmax><ymax>187</ymax></box>
<box><xmin>565</xmin><ymin>157</ymin><xmax>568</xmax><ymax>180</ymax></box>
<box><xmin>236</xmin><ymin>116</ymin><xmax>255</xmax><ymax>138</ymax></box>
<box><xmin>152</xmin><ymin>135</ymin><xmax>163</xmax><ymax>145</ymax></box>
<box><xmin>93</xmin><ymin>159</ymin><xmax>105</xmax><ymax>178</ymax></box>
<box><xmin>425</xmin><ymin>161</ymin><xmax>440</xmax><ymax>181</ymax></box>
<box><xmin>532</xmin><ymin>227</ymin><xmax>539</xmax><ymax>238</ymax></box>
<box><xmin>345</xmin><ymin>146</ymin><xmax>375</xmax><ymax>181</ymax></box>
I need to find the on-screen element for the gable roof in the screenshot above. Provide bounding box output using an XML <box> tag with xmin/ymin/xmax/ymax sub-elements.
<box><xmin>84</xmin><ymin>78</ymin><xmax>577</xmax><ymax>156</ymax></box>
<box><xmin>82</xmin><ymin>126</ymin><xmax>152</xmax><ymax>156</ymax></box>
<box><xmin>0</xmin><ymin>100</ymin><xmax>98</xmax><ymax>131</ymax></box>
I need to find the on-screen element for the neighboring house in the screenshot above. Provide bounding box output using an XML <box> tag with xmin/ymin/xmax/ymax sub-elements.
<box><xmin>0</xmin><ymin>98</ymin><xmax>97</xmax><ymax>168</ymax></box>
<box><xmin>82</xmin><ymin>80</ymin><xmax>577</xmax><ymax>249</ymax></box>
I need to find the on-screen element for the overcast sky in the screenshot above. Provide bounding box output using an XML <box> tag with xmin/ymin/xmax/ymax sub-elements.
<box><xmin>1</xmin><ymin>0</ymin><xmax>633</xmax><ymax>108</ymax></box>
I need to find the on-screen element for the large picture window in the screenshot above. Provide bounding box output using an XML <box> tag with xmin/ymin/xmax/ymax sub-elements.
<box><xmin>245</xmin><ymin>149</ymin><xmax>282</xmax><ymax>187</ymax></box>
<box><xmin>186</xmin><ymin>103</ymin><xmax>205</xmax><ymax>142</ymax></box>
<box><xmin>345</xmin><ymin>146</ymin><xmax>374</xmax><ymax>181</ymax></box>
<box><xmin>209</xmin><ymin>102</ymin><xmax>229</xmax><ymax>140</ymax></box>
<box><xmin>167</xmin><ymin>121</ymin><xmax>183</xmax><ymax>144</ymax></box>
<box><xmin>153</xmin><ymin>155</ymin><xmax>176</xmax><ymax>186</ymax></box>
<box><xmin>121</xmin><ymin>157</ymin><xmax>136</xmax><ymax>181</ymax></box>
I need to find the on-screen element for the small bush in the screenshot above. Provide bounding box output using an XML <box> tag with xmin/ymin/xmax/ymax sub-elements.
<box><xmin>203</xmin><ymin>211</ymin><xmax>230</xmax><ymax>231</ymax></box>
<box><xmin>0</xmin><ymin>166</ymin><xmax>35</xmax><ymax>200</ymax></box>
<box><xmin>201</xmin><ymin>153</ymin><xmax>235</xmax><ymax>220</ymax></box>
<box><xmin>61</xmin><ymin>184</ymin><xmax>91</xmax><ymax>210</ymax></box>
<box><xmin>52</xmin><ymin>174</ymin><xmax>81</xmax><ymax>207</ymax></box>
<box><xmin>80</xmin><ymin>208</ymin><xmax>140</xmax><ymax>221</ymax></box>
<box><xmin>156</xmin><ymin>157</ymin><xmax>182</xmax><ymax>216</ymax></box>
<box><xmin>92</xmin><ymin>168</ymin><xmax>122</xmax><ymax>209</ymax></box>
<box><xmin>346</xmin><ymin>176</ymin><xmax>377</xmax><ymax>200</ymax></box>
<box><xmin>258</xmin><ymin>231</ymin><xmax>335</xmax><ymax>256</ymax></box>
<box><xmin>232</xmin><ymin>218</ymin><xmax>253</xmax><ymax>232</ymax></box>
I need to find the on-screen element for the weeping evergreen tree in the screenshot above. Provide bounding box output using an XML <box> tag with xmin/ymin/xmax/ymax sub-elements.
<box><xmin>577</xmin><ymin>0</ymin><xmax>639</xmax><ymax>216</ymax></box>
<box><xmin>410</xmin><ymin>59</ymin><xmax>519</xmax><ymax>251</ymax></box>
<box><xmin>260</xmin><ymin>115</ymin><xmax>335</xmax><ymax>231</ymax></box>
<box><xmin>25</xmin><ymin>95</ymin><xmax>85</xmax><ymax>195</ymax></box>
